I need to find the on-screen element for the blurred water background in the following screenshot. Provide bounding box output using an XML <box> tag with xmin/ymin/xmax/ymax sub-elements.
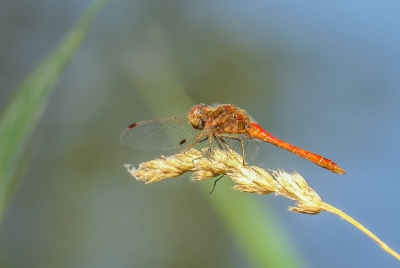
<box><xmin>1</xmin><ymin>1</ymin><xmax>400</xmax><ymax>267</ymax></box>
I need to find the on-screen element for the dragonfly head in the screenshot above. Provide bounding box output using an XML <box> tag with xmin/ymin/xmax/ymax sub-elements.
<box><xmin>188</xmin><ymin>104</ymin><xmax>206</xmax><ymax>130</ymax></box>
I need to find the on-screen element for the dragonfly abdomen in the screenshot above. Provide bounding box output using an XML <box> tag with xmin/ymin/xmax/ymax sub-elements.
<box><xmin>248</xmin><ymin>123</ymin><xmax>345</xmax><ymax>174</ymax></box>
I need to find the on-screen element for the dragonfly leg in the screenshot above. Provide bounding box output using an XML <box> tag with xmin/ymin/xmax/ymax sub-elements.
<box><xmin>191</xmin><ymin>132</ymin><xmax>225</xmax><ymax>166</ymax></box>
<box><xmin>184</xmin><ymin>130</ymin><xmax>208</xmax><ymax>152</ymax></box>
<box><xmin>218</xmin><ymin>135</ymin><xmax>248</xmax><ymax>166</ymax></box>
<box><xmin>213</xmin><ymin>134</ymin><xmax>224</xmax><ymax>150</ymax></box>
<box><xmin>217</xmin><ymin>135</ymin><xmax>232</xmax><ymax>150</ymax></box>
<box><xmin>208</xmin><ymin>132</ymin><xmax>214</xmax><ymax>154</ymax></box>
<box><xmin>209</xmin><ymin>174</ymin><xmax>224</xmax><ymax>194</ymax></box>
<box><xmin>186</xmin><ymin>130</ymin><xmax>218</xmax><ymax>164</ymax></box>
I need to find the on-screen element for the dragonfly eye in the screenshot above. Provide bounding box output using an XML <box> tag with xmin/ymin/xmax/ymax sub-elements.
<box><xmin>190</xmin><ymin>116</ymin><xmax>204</xmax><ymax>130</ymax></box>
<box><xmin>188</xmin><ymin>105</ymin><xmax>206</xmax><ymax>130</ymax></box>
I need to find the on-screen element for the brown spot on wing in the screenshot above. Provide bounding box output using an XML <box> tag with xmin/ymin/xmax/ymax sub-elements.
<box><xmin>127</xmin><ymin>123</ymin><xmax>137</xmax><ymax>129</ymax></box>
<box><xmin>179</xmin><ymin>139</ymin><xmax>187</xmax><ymax>146</ymax></box>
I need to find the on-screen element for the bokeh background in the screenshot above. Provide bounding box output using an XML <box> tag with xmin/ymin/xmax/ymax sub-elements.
<box><xmin>1</xmin><ymin>0</ymin><xmax>400</xmax><ymax>267</ymax></box>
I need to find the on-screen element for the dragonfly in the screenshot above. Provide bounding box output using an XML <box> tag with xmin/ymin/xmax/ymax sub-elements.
<box><xmin>121</xmin><ymin>103</ymin><xmax>345</xmax><ymax>174</ymax></box>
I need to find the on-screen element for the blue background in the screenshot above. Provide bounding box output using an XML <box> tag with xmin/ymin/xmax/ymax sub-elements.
<box><xmin>1</xmin><ymin>1</ymin><xmax>400</xmax><ymax>267</ymax></box>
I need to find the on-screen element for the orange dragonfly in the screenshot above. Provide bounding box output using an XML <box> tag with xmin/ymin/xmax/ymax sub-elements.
<box><xmin>121</xmin><ymin>103</ymin><xmax>345</xmax><ymax>174</ymax></box>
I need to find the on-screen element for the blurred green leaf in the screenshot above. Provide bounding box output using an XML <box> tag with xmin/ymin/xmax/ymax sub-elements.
<box><xmin>0</xmin><ymin>0</ymin><xmax>110</xmax><ymax>224</ymax></box>
<box><xmin>202</xmin><ymin>182</ymin><xmax>306</xmax><ymax>268</ymax></box>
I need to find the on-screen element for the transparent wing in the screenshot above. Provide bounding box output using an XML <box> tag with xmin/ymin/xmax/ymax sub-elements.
<box><xmin>169</xmin><ymin>117</ymin><xmax>259</xmax><ymax>160</ymax></box>
<box><xmin>217</xmin><ymin>134</ymin><xmax>259</xmax><ymax>161</ymax></box>
<box><xmin>180</xmin><ymin>132</ymin><xmax>259</xmax><ymax>161</ymax></box>
<box><xmin>120</xmin><ymin>114</ymin><xmax>201</xmax><ymax>150</ymax></box>
<box><xmin>121</xmin><ymin>111</ymin><xmax>259</xmax><ymax>161</ymax></box>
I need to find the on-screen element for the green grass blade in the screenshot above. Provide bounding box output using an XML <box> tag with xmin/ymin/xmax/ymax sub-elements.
<box><xmin>202</xmin><ymin>183</ymin><xmax>307</xmax><ymax>268</ymax></box>
<box><xmin>0</xmin><ymin>0</ymin><xmax>110</xmax><ymax>223</ymax></box>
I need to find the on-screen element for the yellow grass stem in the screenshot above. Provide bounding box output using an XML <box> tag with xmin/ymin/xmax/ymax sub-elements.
<box><xmin>322</xmin><ymin>203</ymin><xmax>400</xmax><ymax>261</ymax></box>
<box><xmin>125</xmin><ymin>148</ymin><xmax>400</xmax><ymax>261</ymax></box>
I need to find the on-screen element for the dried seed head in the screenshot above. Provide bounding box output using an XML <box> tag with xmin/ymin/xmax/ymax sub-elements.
<box><xmin>272</xmin><ymin>170</ymin><xmax>323</xmax><ymax>214</ymax></box>
<box><xmin>123</xmin><ymin>149</ymin><xmax>400</xmax><ymax>260</ymax></box>
<box><xmin>125</xmin><ymin>149</ymin><xmax>324</xmax><ymax>214</ymax></box>
<box><xmin>125</xmin><ymin>149</ymin><xmax>204</xmax><ymax>183</ymax></box>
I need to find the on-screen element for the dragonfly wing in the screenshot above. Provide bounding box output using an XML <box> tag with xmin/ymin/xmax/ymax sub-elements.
<box><xmin>243</xmin><ymin>139</ymin><xmax>259</xmax><ymax>160</ymax></box>
<box><xmin>215</xmin><ymin>118</ymin><xmax>260</xmax><ymax>161</ymax></box>
<box><xmin>120</xmin><ymin>114</ymin><xmax>200</xmax><ymax>150</ymax></box>
<box><xmin>219</xmin><ymin>134</ymin><xmax>259</xmax><ymax>161</ymax></box>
